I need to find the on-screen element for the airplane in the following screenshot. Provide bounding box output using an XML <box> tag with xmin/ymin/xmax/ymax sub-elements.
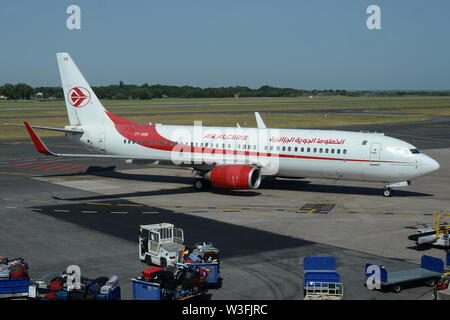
<box><xmin>11</xmin><ymin>53</ymin><xmax>440</xmax><ymax>197</ymax></box>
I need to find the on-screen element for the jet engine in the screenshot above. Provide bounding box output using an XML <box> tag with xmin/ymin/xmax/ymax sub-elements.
<box><xmin>205</xmin><ymin>165</ymin><xmax>262</xmax><ymax>189</ymax></box>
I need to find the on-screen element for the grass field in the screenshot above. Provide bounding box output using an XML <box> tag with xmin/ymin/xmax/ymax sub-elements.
<box><xmin>0</xmin><ymin>96</ymin><xmax>441</xmax><ymax>139</ymax></box>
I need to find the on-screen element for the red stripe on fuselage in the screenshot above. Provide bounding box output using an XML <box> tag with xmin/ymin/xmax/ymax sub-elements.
<box><xmin>105</xmin><ymin>111</ymin><xmax>410</xmax><ymax>164</ymax></box>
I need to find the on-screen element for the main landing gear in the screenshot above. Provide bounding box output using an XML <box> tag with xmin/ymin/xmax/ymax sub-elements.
<box><xmin>193</xmin><ymin>178</ymin><xmax>210</xmax><ymax>191</ymax></box>
<box><xmin>383</xmin><ymin>187</ymin><xmax>393</xmax><ymax>197</ymax></box>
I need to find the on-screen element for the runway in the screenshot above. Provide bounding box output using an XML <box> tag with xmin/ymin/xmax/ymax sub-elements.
<box><xmin>0</xmin><ymin>119</ymin><xmax>449</xmax><ymax>300</ymax></box>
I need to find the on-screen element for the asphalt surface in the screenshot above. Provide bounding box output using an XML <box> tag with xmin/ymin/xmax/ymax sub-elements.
<box><xmin>0</xmin><ymin>116</ymin><xmax>449</xmax><ymax>300</ymax></box>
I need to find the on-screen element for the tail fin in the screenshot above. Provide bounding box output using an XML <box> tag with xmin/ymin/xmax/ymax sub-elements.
<box><xmin>56</xmin><ymin>53</ymin><xmax>109</xmax><ymax>126</ymax></box>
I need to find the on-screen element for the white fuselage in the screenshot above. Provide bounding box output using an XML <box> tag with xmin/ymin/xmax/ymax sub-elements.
<box><xmin>68</xmin><ymin>118</ymin><xmax>439</xmax><ymax>185</ymax></box>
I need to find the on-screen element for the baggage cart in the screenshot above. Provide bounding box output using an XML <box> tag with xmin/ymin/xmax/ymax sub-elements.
<box><xmin>303</xmin><ymin>256</ymin><xmax>344</xmax><ymax>300</ymax></box>
<box><xmin>132</xmin><ymin>278</ymin><xmax>205</xmax><ymax>300</ymax></box>
<box><xmin>365</xmin><ymin>255</ymin><xmax>444</xmax><ymax>293</ymax></box>
<box><xmin>0</xmin><ymin>278</ymin><xmax>31</xmax><ymax>299</ymax></box>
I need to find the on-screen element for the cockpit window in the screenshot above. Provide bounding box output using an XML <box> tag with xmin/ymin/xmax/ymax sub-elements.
<box><xmin>410</xmin><ymin>149</ymin><xmax>420</xmax><ymax>154</ymax></box>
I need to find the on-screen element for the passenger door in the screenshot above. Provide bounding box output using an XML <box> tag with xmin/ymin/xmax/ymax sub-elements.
<box><xmin>370</xmin><ymin>143</ymin><xmax>381</xmax><ymax>166</ymax></box>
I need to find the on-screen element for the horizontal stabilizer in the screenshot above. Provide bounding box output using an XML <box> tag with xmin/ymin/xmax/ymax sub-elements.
<box><xmin>23</xmin><ymin>121</ymin><xmax>137</xmax><ymax>160</ymax></box>
<box><xmin>4</xmin><ymin>123</ymin><xmax>84</xmax><ymax>133</ymax></box>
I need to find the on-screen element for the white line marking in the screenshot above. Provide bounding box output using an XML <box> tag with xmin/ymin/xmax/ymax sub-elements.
<box><xmin>6</xmin><ymin>206</ymin><xmax>17</xmax><ymax>209</ymax></box>
<box><xmin>142</xmin><ymin>211</ymin><xmax>158</xmax><ymax>214</ymax></box>
<box><xmin>54</xmin><ymin>209</ymin><xmax>69</xmax><ymax>213</ymax></box>
<box><xmin>81</xmin><ymin>210</ymin><xmax>97</xmax><ymax>214</ymax></box>
<box><xmin>110</xmin><ymin>211</ymin><xmax>127</xmax><ymax>214</ymax></box>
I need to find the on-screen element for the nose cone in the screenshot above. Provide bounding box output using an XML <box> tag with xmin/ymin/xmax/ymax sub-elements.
<box><xmin>424</xmin><ymin>156</ymin><xmax>440</xmax><ymax>174</ymax></box>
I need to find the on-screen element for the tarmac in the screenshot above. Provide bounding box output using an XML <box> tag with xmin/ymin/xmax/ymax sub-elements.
<box><xmin>0</xmin><ymin>116</ymin><xmax>449</xmax><ymax>300</ymax></box>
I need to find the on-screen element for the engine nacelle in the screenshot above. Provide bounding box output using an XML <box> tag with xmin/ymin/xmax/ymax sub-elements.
<box><xmin>205</xmin><ymin>165</ymin><xmax>262</xmax><ymax>189</ymax></box>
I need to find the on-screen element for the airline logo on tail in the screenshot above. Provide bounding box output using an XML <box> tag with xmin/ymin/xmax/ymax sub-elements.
<box><xmin>68</xmin><ymin>87</ymin><xmax>90</xmax><ymax>107</ymax></box>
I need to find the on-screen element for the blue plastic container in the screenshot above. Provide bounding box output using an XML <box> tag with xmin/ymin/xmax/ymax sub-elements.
<box><xmin>0</xmin><ymin>278</ymin><xmax>31</xmax><ymax>295</ymax></box>
<box><xmin>132</xmin><ymin>279</ymin><xmax>160</xmax><ymax>300</ymax></box>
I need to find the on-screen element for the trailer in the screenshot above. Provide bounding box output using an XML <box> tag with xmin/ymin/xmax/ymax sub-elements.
<box><xmin>303</xmin><ymin>256</ymin><xmax>344</xmax><ymax>300</ymax></box>
<box><xmin>408</xmin><ymin>210</ymin><xmax>450</xmax><ymax>248</ymax></box>
<box><xmin>0</xmin><ymin>257</ymin><xmax>30</xmax><ymax>299</ymax></box>
<box><xmin>365</xmin><ymin>255</ymin><xmax>444</xmax><ymax>293</ymax></box>
<box><xmin>132</xmin><ymin>278</ymin><xmax>206</xmax><ymax>300</ymax></box>
<box><xmin>0</xmin><ymin>278</ymin><xmax>31</xmax><ymax>299</ymax></box>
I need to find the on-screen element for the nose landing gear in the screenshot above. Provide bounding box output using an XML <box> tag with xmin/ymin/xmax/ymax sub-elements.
<box><xmin>383</xmin><ymin>187</ymin><xmax>393</xmax><ymax>197</ymax></box>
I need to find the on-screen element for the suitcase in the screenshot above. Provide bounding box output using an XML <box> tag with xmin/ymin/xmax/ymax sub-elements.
<box><xmin>56</xmin><ymin>290</ymin><xmax>70</xmax><ymax>300</ymax></box>
<box><xmin>143</xmin><ymin>267</ymin><xmax>163</xmax><ymax>280</ymax></box>
<box><xmin>44</xmin><ymin>291</ymin><xmax>57</xmax><ymax>300</ymax></box>
<box><xmin>0</xmin><ymin>265</ymin><xmax>9</xmax><ymax>278</ymax></box>
<box><xmin>49</xmin><ymin>278</ymin><xmax>65</xmax><ymax>291</ymax></box>
<box><xmin>9</xmin><ymin>269</ymin><xmax>28</xmax><ymax>279</ymax></box>
<box><xmin>188</xmin><ymin>253</ymin><xmax>201</xmax><ymax>263</ymax></box>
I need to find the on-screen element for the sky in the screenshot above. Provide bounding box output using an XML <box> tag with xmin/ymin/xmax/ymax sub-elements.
<box><xmin>1</xmin><ymin>0</ymin><xmax>450</xmax><ymax>90</ymax></box>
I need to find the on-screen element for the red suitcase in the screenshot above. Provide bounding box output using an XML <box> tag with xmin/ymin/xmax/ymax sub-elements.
<box><xmin>142</xmin><ymin>267</ymin><xmax>163</xmax><ymax>280</ymax></box>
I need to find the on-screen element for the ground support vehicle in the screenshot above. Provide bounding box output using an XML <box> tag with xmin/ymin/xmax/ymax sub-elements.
<box><xmin>303</xmin><ymin>256</ymin><xmax>344</xmax><ymax>300</ymax></box>
<box><xmin>365</xmin><ymin>255</ymin><xmax>444</xmax><ymax>293</ymax></box>
<box><xmin>0</xmin><ymin>257</ymin><xmax>30</xmax><ymax>299</ymax></box>
<box><xmin>409</xmin><ymin>210</ymin><xmax>450</xmax><ymax>247</ymax></box>
<box><xmin>133</xmin><ymin>263</ymin><xmax>210</xmax><ymax>300</ymax></box>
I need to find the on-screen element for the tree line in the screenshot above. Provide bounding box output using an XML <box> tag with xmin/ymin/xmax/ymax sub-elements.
<box><xmin>0</xmin><ymin>81</ymin><xmax>449</xmax><ymax>100</ymax></box>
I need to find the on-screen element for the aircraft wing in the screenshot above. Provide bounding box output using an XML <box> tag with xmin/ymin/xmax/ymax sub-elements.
<box><xmin>23</xmin><ymin>121</ymin><xmax>136</xmax><ymax>159</ymax></box>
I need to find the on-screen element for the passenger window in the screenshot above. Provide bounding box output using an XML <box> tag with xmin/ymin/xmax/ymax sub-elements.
<box><xmin>282</xmin><ymin>146</ymin><xmax>286</xmax><ymax>151</ymax></box>
<box><xmin>319</xmin><ymin>148</ymin><xmax>323</xmax><ymax>153</ymax></box>
<box><xmin>307</xmin><ymin>148</ymin><xmax>310</xmax><ymax>152</ymax></box>
<box><xmin>294</xmin><ymin>147</ymin><xmax>298</xmax><ymax>152</ymax></box>
<box><xmin>123</xmin><ymin>139</ymin><xmax>126</xmax><ymax>144</ymax></box>
<box><xmin>337</xmin><ymin>149</ymin><xmax>340</xmax><ymax>154</ymax></box>
<box><xmin>270</xmin><ymin>146</ymin><xmax>273</xmax><ymax>151</ymax></box>
<box><xmin>277</xmin><ymin>146</ymin><xmax>280</xmax><ymax>151</ymax></box>
<box><xmin>313</xmin><ymin>148</ymin><xmax>317</xmax><ymax>153</ymax></box>
<box><xmin>288</xmin><ymin>147</ymin><xmax>291</xmax><ymax>152</ymax></box>
<box><xmin>343</xmin><ymin>149</ymin><xmax>347</xmax><ymax>155</ymax></box>
<box><xmin>325</xmin><ymin>149</ymin><xmax>328</xmax><ymax>153</ymax></box>
<box><xmin>301</xmin><ymin>147</ymin><xmax>304</xmax><ymax>152</ymax></box>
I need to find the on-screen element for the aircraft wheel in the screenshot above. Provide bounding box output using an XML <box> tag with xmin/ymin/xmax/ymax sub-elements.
<box><xmin>383</xmin><ymin>187</ymin><xmax>393</xmax><ymax>197</ymax></box>
<box><xmin>194</xmin><ymin>179</ymin><xmax>210</xmax><ymax>191</ymax></box>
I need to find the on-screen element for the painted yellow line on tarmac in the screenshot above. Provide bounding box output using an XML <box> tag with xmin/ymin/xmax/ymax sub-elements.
<box><xmin>86</xmin><ymin>202</ymin><xmax>112</xmax><ymax>206</ymax></box>
<box><xmin>0</xmin><ymin>197</ymin><xmax>437</xmax><ymax>217</ymax></box>
<box><xmin>0</xmin><ymin>171</ymin><xmax>39</xmax><ymax>176</ymax></box>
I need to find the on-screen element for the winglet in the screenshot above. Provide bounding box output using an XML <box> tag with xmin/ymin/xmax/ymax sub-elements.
<box><xmin>255</xmin><ymin>112</ymin><xmax>267</xmax><ymax>129</ymax></box>
<box><xmin>24</xmin><ymin>122</ymin><xmax>56</xmax><ymax>156</ymax></box>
